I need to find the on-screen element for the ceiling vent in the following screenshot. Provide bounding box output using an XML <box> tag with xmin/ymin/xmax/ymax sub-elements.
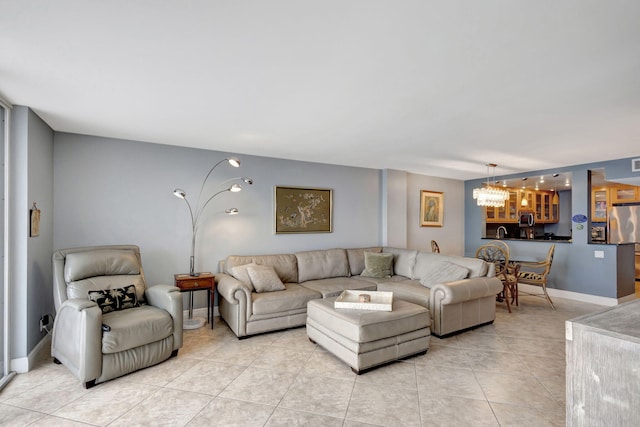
<box><xmin>633</xmin><ymin>158</ymin><xmax>640</xmax><ymax>172</ymax></box>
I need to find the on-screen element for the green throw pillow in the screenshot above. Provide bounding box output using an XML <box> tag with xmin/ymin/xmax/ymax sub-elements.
<box><xmin>360</xmin><ymin>252</ymin><xmax>394</xmax><ymax>278</ymax></box>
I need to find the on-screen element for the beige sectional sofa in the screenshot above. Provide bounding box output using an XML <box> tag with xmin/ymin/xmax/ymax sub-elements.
<box><xmin>217</xmin><ymin>247</ymin><xmax>502</xmax><ymax>338</ymax></box>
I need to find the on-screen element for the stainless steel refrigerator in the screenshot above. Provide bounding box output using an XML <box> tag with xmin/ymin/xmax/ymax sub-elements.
<box><xmin>609</xmin><ymin>203</ymin><xmax>640</xmax><ymax>244</ymax></box>
<box><xmin>609</xmin><ymin>204</ymin><xmax>640</xmax><ymax>284</ymax></box>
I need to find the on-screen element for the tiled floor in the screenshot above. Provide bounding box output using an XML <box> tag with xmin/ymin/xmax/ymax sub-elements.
<box><xmin>1</xmin><ymin>296</ymin><xmax>605</xmax><ymax>426</ymax></box>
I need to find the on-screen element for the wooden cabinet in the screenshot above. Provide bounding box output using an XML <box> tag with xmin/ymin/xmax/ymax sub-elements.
<box><xmin>610</xmin><ymin>184</ymin><xmax>640</xmax><ymax>204</ymax></box>
<box><xmin>592</xmin><ymin>187</ymin><xmax>609</xmax><ymax>222</ymax></box>
<box><xmin>485</xmin><ymin>190</ymin><xmax>519</xmax><ymax>223</ymax></box>
<box><xmin>485</xmin><ymin>188</ymin><xmax>558</xmax><ymax>223</ymax></box>
<box><xmin>590</xmin><ymin>184</ymin><xmax>640</xmax><ymax>223</ymax></box>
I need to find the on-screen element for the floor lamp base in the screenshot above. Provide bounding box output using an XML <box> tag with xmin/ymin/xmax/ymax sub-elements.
<box><xmin>183</xmin><ymin>316</ymin><xmax>206</xmax><ymax>330</ymax></box>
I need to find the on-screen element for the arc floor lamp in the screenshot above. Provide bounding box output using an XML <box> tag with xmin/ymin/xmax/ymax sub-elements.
<box><xmin>173</xmin><ymin>156</ymin><xmax>253</xmax><ymax>328</ymax></box>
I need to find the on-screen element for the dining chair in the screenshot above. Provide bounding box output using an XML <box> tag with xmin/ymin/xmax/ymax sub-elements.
<box><xmin>475</xmin><ymin>243</ymin><xmax>516</xmax><ymax>313</ymax></box>
<box><xmin>431</xmin><ymin>240</ymin><xmax>440</xmax><ymax>253</ymax></box>
<box><xmin>486</xmin><ymin>240</ymin><xmax>510</xmax><ymax>258</ymax></box>
<box><xmin>517</xmin><ymin>244</ymin><xmax>556</xmax><ymax>309</ymax></box>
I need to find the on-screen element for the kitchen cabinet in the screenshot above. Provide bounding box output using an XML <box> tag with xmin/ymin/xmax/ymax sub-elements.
<box><xmin>485</xmin><ymin>188</ymin><xmax>558</xmax><ymax>223</ymax></box>
<box><xmin>591</xmin><ymin>187</ymin><xmax>609</xmax><ymax>222</ymax></box>
<box><xmin>610</xmin><ymin>184</ymin><xmax>640</xmax><ymax>204</ymax></box>
<box><xmin>535</xmin><ymin>191</ymin><xmax>554</xmax><ymax>222</ymax></box>
<box><xmin>485</xmin><ymin>190</ymin><xmax>518</xmax><ymax>222</ymax></box>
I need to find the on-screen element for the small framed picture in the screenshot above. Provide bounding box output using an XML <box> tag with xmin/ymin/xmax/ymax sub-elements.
<box><xmin>420</xmin><ymin>190</ymin><xmax>444</xmax><ymax>227</ymax></box>
<box><xmin>30</xmin><ymin>202</ymin><xmax>41</xmax><ymax>237</ymax></box>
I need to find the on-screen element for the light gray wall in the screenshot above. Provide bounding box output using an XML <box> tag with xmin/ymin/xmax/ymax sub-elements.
<box><xmin>407</xmin><ymin>173</ymin><xmax>465</xmax><ymax>255</ymax></box>
<box><xmin>27</xmin><ymin>109</ymin><xmax>54</xmax><ymax>352</ymax></box>
<box><xmin>9</xmin><ymin>107</ymin><xmax>54</xmax><ymax>359</ymax></box>
<box><xmin>53</xmin><ymin>134</ymin><xmax>383</xmax><ymax>309</ymax></box>
<box><xmin>380</xmin><ymin>169</ymin><xmax>408</xmax><ymax>248</ymax></box>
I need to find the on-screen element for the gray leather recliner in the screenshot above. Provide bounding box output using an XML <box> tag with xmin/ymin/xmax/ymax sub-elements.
<box><xmin>51</xmin><ymin>245</ymin><xmax>183</xmax><ymax>388</ymax></box>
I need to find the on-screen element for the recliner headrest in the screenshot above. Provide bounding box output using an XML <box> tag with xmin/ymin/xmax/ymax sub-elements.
<box><xmin>64</xmin><ymin>249</ymin><xmax>140</xmax><ymax>283</ymax></box>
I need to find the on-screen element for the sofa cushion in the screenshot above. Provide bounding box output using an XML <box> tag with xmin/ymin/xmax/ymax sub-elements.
<box><xmin>296</xmin><ymin>249</ymin><xmax>350</xmax><ymax>283</ymax></box>
<box><xmin>377</xmin><ymin>279</ymin><xmax>430</xmax><ymax>308</ymax></box>
<box><xmin>361</xmin><ymin>252</ymin><xmax>394</xmax><ymax>278</ymax></box>
<box><xmin>101</xmin><ymin>305</ymin><xmax>173</xmax><ymax>354</ymax></box>
<box><xmin>251</xmin><ymin>283</ymin><xmax>321</xmax><ymax>315</ymax></box>
<box><xmin>225</xmin><ymin>254</ymin><xmax>298</xmax><ymax>283</ymax></box>
<box><xmin>247</xmin><ymin>265</ymin><xmax>286</xmax><ymax>293</ymax></box>
<box><xmin>412</xmin><ymin>252</ymin><xmax>488</xmax><ymax>279</ymax></box>
<box><xmin>418</xmin><ymin>261</ymin><xmax>469</xmax><ymax>288</ymax></box>
<box><xmin>230</xmin><ymin>263</ymin><xmax>258</xmax><ymax>289</ymax></box>
<box><xmin>346</xmin><ymin>247</ymin><xmax>382</xmax><ymax>276</ymax></box>
<box><xmin>88</xmin><ymin>284</ymin><xmax>140</xmax><ymax>314</ymax></box>
<box><xmin>383</xmin><ymin>247</ymin><xmax>418</xmax><ymax>278</ymax></box>
<box><xmin>299</xmin><ymin>277</ymin><xmax>377</xmax><ymax>298</ymax></box>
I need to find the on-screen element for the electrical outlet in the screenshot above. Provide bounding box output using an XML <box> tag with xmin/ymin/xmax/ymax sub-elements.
<box><xmin>39</xmin><ymin>314</ymin><xmax>53</xmax><ymax>332</ymax></box>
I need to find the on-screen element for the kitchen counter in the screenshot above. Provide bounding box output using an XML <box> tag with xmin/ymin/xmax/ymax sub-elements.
<box><xmin>481</xmin><ymin>237</ymin><xmax>572</xmax><ymax>243</ymax></box>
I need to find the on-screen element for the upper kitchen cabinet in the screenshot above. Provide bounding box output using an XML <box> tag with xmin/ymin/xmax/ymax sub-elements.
<box><xmin>592</xmin><ymin>186</ymin><xmax>609</xmax><ymax>222</ymax></box>
<box><xmin>610</xmin><ymin>184</ymin><xmax>640</xmax><ymax>204</ymax></box>
<box><xmin>535</xmin><ymin>191</ymin><xmax>555</xmax><ymax>222</ymax></box>
<box><xmin>485</xmin><ymin>188</ymin><xmax>558</xmax><ymax>223</ymax></box>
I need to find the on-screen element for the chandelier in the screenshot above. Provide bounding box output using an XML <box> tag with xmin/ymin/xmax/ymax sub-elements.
<box><xmin>473</xmin><ymin>163</ymin><xmax>510</xmax><ymax>207</ymax></box>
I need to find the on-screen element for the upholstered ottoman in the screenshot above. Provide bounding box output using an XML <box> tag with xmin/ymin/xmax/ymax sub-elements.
<box><xmin>306</xmin><ymin>297</ymin><xmax>431</xmax><ymax>374</ymax></box>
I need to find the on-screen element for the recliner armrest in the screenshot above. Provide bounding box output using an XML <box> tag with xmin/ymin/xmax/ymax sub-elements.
<box><xmin>145</xmin><ymin>285</ymin><xmax>183</xmax><ymax>350</ymax></box>
<box><xmin>51</xmin><ymin>299</ymin><xmax>102</xmax><ymax>383</ymax></box>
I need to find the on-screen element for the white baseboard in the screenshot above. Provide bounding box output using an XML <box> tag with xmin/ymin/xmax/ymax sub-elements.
<box><xmin>519</xmin><ymin>284</ymin><xmax>635</xmax><ymax>307</ymax></box>
<box><xmin>11</xmin><ymin>333</ymin><xmax>51</xmax><ymax>374</ymax></box>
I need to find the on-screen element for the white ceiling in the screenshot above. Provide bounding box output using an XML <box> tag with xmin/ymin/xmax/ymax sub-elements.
<box><xmin>1</xmin><ymin>1</ymin><xmax>639</xmax><ymax>180</ymax></box>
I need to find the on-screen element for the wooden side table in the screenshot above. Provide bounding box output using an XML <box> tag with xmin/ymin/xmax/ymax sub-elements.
<box><xmin>174</xmin><ymin>272</ymin><xmax>215</xmax><ymax>329</ymax></box>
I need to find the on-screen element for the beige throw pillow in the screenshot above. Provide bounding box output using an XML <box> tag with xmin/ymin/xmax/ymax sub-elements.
<box><xmin>231</xmin><ymin>262</ymin><xmax>258</xmax><ymax>289</ymax></box>
<box><xmin>419</xmin><ymin>261</ymin><xmax>469</xmax><ymax>288</ymax></box>
<box><xmin>246</xmin><ymin>265</ymin><xmax>286</xmax><ymax>293</ymax></box>
<box><xmin>360</xmin><ymin>252</ymin><xmax>394</xmax><ymax>278</ymax></box>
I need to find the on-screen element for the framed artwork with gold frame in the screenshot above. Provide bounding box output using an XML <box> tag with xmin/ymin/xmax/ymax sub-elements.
<box><xmin>420</xmin><ymin>190</ymin><xmax>443</xmax><ymax>227</ymax></box>
<box><xmin>275</xmin><ymin>186</ymin><xmax>333</xmax><ymax>234</ymax></box>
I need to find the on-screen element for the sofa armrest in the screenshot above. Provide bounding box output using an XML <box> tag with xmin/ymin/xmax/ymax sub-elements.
<box><xmin>430</xmin><ymin>277</ymin><xmax>503</xmax><ymax>306</ymax></box>
<box><xmin>145</xmin><ymin>284</ymin><xmax>183</xmax><ymax>350</ymax></box>
<box><xmin>51</xmin><ymin>299</ymin><xmax>103</xmax><ymax>383</ymax></box>
<box><xmin>218</xmin><ymin>273</ymin><xmax>252</xmax><ymax>303</ymax></box>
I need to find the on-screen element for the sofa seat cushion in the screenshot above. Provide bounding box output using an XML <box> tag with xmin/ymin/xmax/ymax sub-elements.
<box><xmin>295</xmin><ymin>249</ymin><xmax>350</xmax><ymax>283</ymax></box>
<box><xmin>299</xmin><ymin>277</ymin><xmax>377</xmax><ymax>299</ymax></box>
<box><xmin>377</xmin><ymin>280</ymin><xmax>430</xmax><ymax>308</ymax></box>
<box><xmin>101</xmin><ymin>305</ymin><xmax>173</xmax><ymax>354</ymax></box>
<box><xmin>251</xmin><ymin>283</ymin><xmax>321</xmax><ymax>316</ymax></box>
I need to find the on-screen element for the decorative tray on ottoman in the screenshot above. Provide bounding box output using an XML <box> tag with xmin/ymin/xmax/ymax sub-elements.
<box><xmin>334</xmin><ymin>290</ymin><xmax>393</xmax><ymax>311</ymax></box>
